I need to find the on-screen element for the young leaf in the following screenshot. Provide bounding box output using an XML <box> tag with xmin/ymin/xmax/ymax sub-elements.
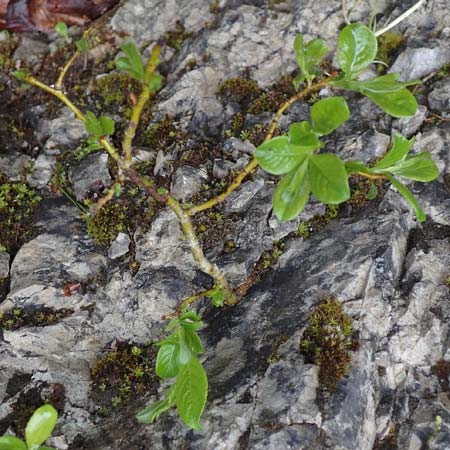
<box><xmin>25</xmin><ymin>404</ymin><xmax>58</xmax><ymax>448</ymax></box>
<box><xmin>179</xmin><ymin>334</ymin><xmax>194</xmax><ymax>365</ymax></box>
<box><xmin>183</xmin><ymin>328</ymin><xmax>205</xmax><ymax>354</ymax></box>
<box><xmin>332</xmin><ymin>73</ymin><xmax>419</xmax><ymax>94</ymax></box>
<box><xmin>385</xmin><ymin>153</ymin><xmax>439</xmax><ymax>182</ymax></box>
<box><xmin>55</xmin><ymin>22</ymin><xmax>69</xmax><ymax>41</ymax></box>
<box><xmin>309</xmin><ymin>153</ymin><xmax>350</xmax><ymax>203</ymax></box>
<box><xmin>136</xmin><ymin>385</ymin><xmax>177</xmax><ymax>424</ymax></box>
<box><xmin>156</xmin><ymin>343</ymin><xmax>180</xmax><ymax>378</ymax></box>
<box><xmin>288</xmin><ymin>121</ymin><xmax>322</xmax><ymax>147</ymax></box>
<box><xmin>293</xmin><ymin>34</ymin><xmax>328</xmax><ymax>87</ymax></box>
<box><xmin>337</xmin><ymin>23</ymin><xmax>378</xmax><ymax>78</ymax></box>
<box><xmin>273</xmin><ymin>159</ymin><xmax>310</xmax><ymax>221</ymax></box>
<box><xmin>345</xmin><ymin>160</ymin><xmax>374</xmax><ymax>175</ymax></box>
<box><xmin>209</xmin><ymin>289</ymin><xmax>225</xmax><ymax>307</ymax></box>
<box><xmin>84</xmin><ymin>112</ymin><xmax>103</xmax><ymax>137</ymax></box>
<box><xmin>175</xmin><ymin>357</ymin><xmax>208</xmax><ymax>430</ymax></box>
<box><xmin>374</xmin><ymin>133</ymin><xmax>413</xmax><ymax>169</ymax></box>
<box><xmin>310</xmin><ymin>97</ymin><xmax>350</xmax><ymax>135</ymax></box>
<box><xmin>255</xmin><ymin>137</ymin><xmax>313</xmax><ymax>175</ymax></box>
<box><xmin>0</xmin><ymin>436</ymin><xmax>27</xmax><ymax>450</ymax></box>
<box><xmin>116</xmin><ymin>41</ymin><xmax>145</xmax><ymax>82</ymax></box>
<box><xmin>75</xmin><ymin>37</ymin><xmax>89</xmax><ymax>53</ymax></box>
<box><xmin>388</xmin><ymin>175</ymin><xmax>426</xmax><ymax>222</ymax></box>
<box><xmin>366</xmin><ymin>182</ymin><xmax>378</xmax><ymax>200</ymax></box>
<box><xmin>363</xmin><ymin>88</ymin><xmax>417</xmax><ymax>118</ymax></box>
<box><xmin>99</xmin><ymin>116</ymin><xmax>115</xmax><ymax>136</ymax></box>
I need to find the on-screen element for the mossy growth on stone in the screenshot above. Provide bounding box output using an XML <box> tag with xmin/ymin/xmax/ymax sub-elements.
<box><xmin>296</xmin><ymin>204</ymin><xmax>340</xmax><ymax>239</ymax></box>
<box><xmin>0</xmin><ymin>174</ymin><xmax>42</xmax><ymax>253</ymax></box>
<box><xmin>85</xmin><ymin>190</ymin><xmax>156</xmax><ymax>247</ymax></box>
<box><xmin>91</xmin><ymin>72</ymin><xmax>143</xmax><ymax>111</ymax></box>
<box><xmin>139</xmin><ymin>114</ymin><xmax>186</xmax><ymax>150</ymax></box>
<box><xmin>376</xmin><ymin>32</ymin><xmax>405</xmax><ymax>70</ymax></box>
<box><xmin>90</xmin><ymin>341</ymin><xmax>158</xmax><ymax>416</ymax></box>
<box><xmin>162</xmin><ymin>20</ymin><xmax>192</xmax><ymax>50</ymax></box>
<box><xmin>0</xmin><ymin>307</ymin><xmax>73</xmax><ymax>331</ymax></box>
<box><xmin>248</xmin><ymin>75</ymin><xmax>295</xmax><ymax>114</ymax></box>
<box><xmin>0</xmin><ymin>32</ymin><xmax>17</xmax><ymax>71</ymax></box>
<box><xmin>217</xmin><ymin>77</ymin><xmax>263</xmax><ymax>105</ymax></box>
<box><xmin>300</xmin><ymin>297</ymin><xmax>356</xmax><ymax>391</ymax></box>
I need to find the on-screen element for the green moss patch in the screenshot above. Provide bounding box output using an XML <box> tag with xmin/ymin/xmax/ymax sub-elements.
<box><xmin>90</xmin><ymin>341</ymin><xmax>158</xmax><ymax>416</ymax></box>
<box><xmin>300</xmin><ymin>297</ymin><xmax>356</xmax><ymax>391</ymax></box>
<box><xmin>163</xmin><ymin>21</ymin><xmax>192</xmax><ymax>50</ymax></box>
<box><xmin>376</xmin><ymin>32</ymin><xmax>405</xmax><ymax>70</ymax></box>
<box><xmin>0</xmin><ymin>307</ymin><xmax>73</xmax><ymax>331</ymax></box>
<box><xmin>0</xmin><ymin>177</ymin><xmax>41</xmax><ymax>253</ymax></box>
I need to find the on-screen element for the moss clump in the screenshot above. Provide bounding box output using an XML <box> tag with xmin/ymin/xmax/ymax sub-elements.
<box><xmin>0</xmin><ymin>177</ymin><xmax>41</xmax><ymax>253</ymax></box>
<box><xmin>300</xmin><ymin>297</ymin><xmax>356</xmax><ymax>391</ymax></box>
<box><xmin>92</xmin><ymin>72</ymin><xmax>142</xmax><ymax>110</ymax></box>
<box><xmin>248</xmin><ymin>75</ymin><xmax>295</xmax><ymax>114</ymax></box>
<box><xmin>0</xmin><ymin>307</ymin><xmax>73</xmax><ymax>331</ymax></box>
<box><xmin>296</xmin><ymin>204</ymin><xmax>340</xmax><ymax>239</ymax></box>
<box><xmin>140</xmin><ymin>115</ymin><xmax>186</xmax><ymax>150</ymax></box>
<box><xmin>0</xmin><ymin>34</ymin><xmax>17</xmax><ymax>71</ymax></box>
<box><xmin>163</xmin><ymin>21</ymin><xmax>191</xmax><ymax>50</ymax></box>
<box><xmin>347</xmin><ymin>176</ymin><xmax>383</xmax><ymax>209</ymax></box>
<box><xmin>431</xmin><ymin>359</ymin><xmax>450</xmax><ymax>391</ymax></box>
<box><xmin>376</xmin><ymin>32</ymin><xmax>405</xmax><ymax>70</ymax></box>
<box><xmin>225</xmin><ymin>112</ymin><xmax>245</xmax><ymax>138</ymax></box>
<box><xmin>90</xmin><ymin>341</ymin><xmax>158</xmax><ymax>415</ymax></box>
<box><xmin>217</xmin><ymin>77</ymin><xmax>263</xmax><ymax>105</ymax></box>
<box><xmin>85</xmin><ymin>190</ymin><xmax>156</xmax><ymax>247</ymax></box>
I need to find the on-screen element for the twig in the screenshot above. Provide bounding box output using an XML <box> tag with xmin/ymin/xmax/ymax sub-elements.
<box><xmin>187</xmin><ymin>76</ymin><xmax>336</xmax><ymax>216</ymax></box>
<box><xmin>163</xmin><ymin>289</ymin><xmax>216</xmax><ymax>319</ymax></box>
<box><xmin>375</xmin><ymin>0</ymin><xmax>427</xmax><ymax>37</ymax></box>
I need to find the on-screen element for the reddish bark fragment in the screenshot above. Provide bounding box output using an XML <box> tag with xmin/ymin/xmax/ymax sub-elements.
<box><xmin>0</xmin><ymin>0</ymin><xmax>120</xmax><ymax>33</ymax></box>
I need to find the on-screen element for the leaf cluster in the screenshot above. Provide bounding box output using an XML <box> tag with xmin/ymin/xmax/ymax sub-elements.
<box><xmin>0</xmin><ymin>404</ymin><xmax>58</xmax><ymax>450</ymax></box>
<box><xmin>259</xmin><ymin>23</ymin><xmax>439</xmax><ymax>222</ymax></box>
<box><xmin>136</xmin><ymin>311</ymin><xmax>207</xmax><ymax>430</ymax></box>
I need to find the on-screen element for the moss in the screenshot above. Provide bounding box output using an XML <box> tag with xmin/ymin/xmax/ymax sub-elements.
<box><xmin>296</xmin><ymin>204</ymin><xmax>340</xmax><ymax>239</ymax></box>
<box><xmin>248</xmin><ymin>75</ymin><xmax>295</xmax><ymax>114</ymax></box>
<box><xmin>239</xmin><ymin>124</ymin><xmax>271</xmax><ymax>147</ymax></box>
<box><xmin>300</xmin><ymin>297</ymin><xmax>356</xmax><ymax>391</ymax></box>
<box><xmin>140</xmin><ymin>114</ymin><xmax>186</xmax><ymax>150</ymax></box>
<box><xmin>347</xmin><ymin>175</ymin><xmax>383</xmax><ymax>209</ymax></box>
<box><xmin>0</xmin><ymin>177</ymin><xmax>41</xmax><ymax>253</ymax></box>
<box><xmin>90</xmin><ymin>341</ymin><xmax>158</xmax><ymax>415</ymax></box>
<box><xmin>163</xmin><ymin>21</ymin><xmax>191</xmax><ymax>50</ymax></box>
<box><xmin>0</xmin><ymin>307</ymin><xmax>73</xmax><ymax>331</ymax></box>
<box><xmin>85</xmin><ymin>190</ymin><xmax>156</xmax><ymax>247</ymax></box>
<box><xmin>431</xmin><ymin>359</ymin><xmax>450</xmax><ymax>391</ymax></box>
<box><xmin>373</xmin><ymin>427</ymin><xmax>398</xmax><ymax>450</ymax></box>
<box><xmin>436</xmin><ymin>62</ymin><xmax>450</xmax><ymax>80</ymax></box>
<box><xmin>91</xmin><ymin>72</ymin><xmax>142</xmax><ymax>110</ymax></box>
<box><xmin>0</xmin><ymin>35</ymin><xmax>17</xmax><ymax>71</ymax></box>
<box><xmin>376</xmin><ymin>32</ymin><xmax>405</xmax><ymax>70</ymax></box>
<box><xmin>217</xmin><ymin>77</ymin><xmax>263</xmax><ymax>105</ymax></box>
<box><xmin>225</xmin><ymin>112</ymin><xmax>245</xmax><ymax>138</ymax></box>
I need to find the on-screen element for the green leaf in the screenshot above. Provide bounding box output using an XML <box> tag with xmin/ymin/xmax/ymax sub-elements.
<box><xmin>293</xmin><ymin>35</ymin><xmax>328</xmax><ymax>86</ymax></box>
<box><xmin>345</xmin><ymin>160</ymin><xmax>373</xmax><ymax>175</ymax></box>
<box><xmin>309</xmin><ymin>153</ymin><xmax>350</xmax><ymax>203</ymax></box>
<box><xmin>332</xmin><ymin>73</ymin><xmax>419</xmax><ymax>94</ymax></box>
<box><xmin>98</xmin><ymin>116</ymin><xmax>115</xmax><ymax>136</ymax></box>
<box><xmin>183</xmin><ymin>329</ymin><xmax>205</xmax><ymax>354</ymax></box>
<box><xmin>55</xmin><ymin>22</ymin><xmax>69</xmax><ymax>41</ymax></box>
<box><xmin>148</xmin><ymin>73</ymin><xmax>163</xmax><ymax>91</ymax></box>
<box><xmin>75</xmin><ymin>37</ymin><xmax>89</xmax><ymax>53</ymax></box>
<box><xmin>175</xmin><ymin>357</ymin><xmax>208</xmax><ymax>430</ymax></box>
<box><xmin>25</xmin><ymin>405</ymin><xmax>58</xmax><ymax>448</ymax></box>
<box><xmin>374</xmin><ymin>133</ymin><xmax>414</xmax><ymax>169</ymax></box>
<box><xmin>116</xmin><ymin>41</ymin><xmax>145</xmax><ymax>82</ymax></box>
<box><xmin>179</xmin><ymin>333</ymin><xmax>194</xmax><ymax>365</ymax></box>
<box><xmin>388</xmin><ymin>175</ymin><xmax>426</xmax><ymax>222</ymax></box>
<box><xmin>84</xmin><ymin>112</ymin><xmax>103</xmax><ymax>137</ymax></box>
<box><xmin>0</xmin><ymin>436</ymin><xmax>27</xmax><ymax>450</ymax></box>
<box><xmin>337</xmin><ymin>23</ymin><xmax>378</xmax><ymax>78</ymax></box>
<box><xmin>366</xmin><ymin>182</ymin><xmax>378</xmax><ymax>200</ymax></box>
<box><xmin>273</xmin><ymin>159</ymin><xmax>310</xmax><ymax>221</ymax></box>
<box><xmin>13</xmin><ymin>70</ymin><xmax>29</xmax><ymax>81</ymax></box>
<box><xmin>255</xmin><ymin>136</ymin><xmax>313</xmax><ymax>175</ymax></box>
<box><xmin>386</xmin><ymin>153</ymin><xmax>439</xmax><ymax>182</ymax></box>
<box><xmin>288</xmin><ymin>121</ymin><xmax>322</xmax><ymax>148</ymax></box>
<box><xmin>209</xmin><ymin>289</ymin><xmax>225</xmax><ymax>307</ymax></box>
<box><xmin>37</xmin><ymin>447</ymin><xmax>55</xmax><ymax>449</ymax></box>
<box><xmin>365</xmin><ymin>88</ymin><xmax>417</xmax><ymax>118</ymax></box>
<box><xmin>310</xmin><ymin>97</ymin><xmax>350</xmax><ymax>135</ymax></box>
<box><xmin>136</xmin><ymin>385</ymin><xmax>176</xmax><ymax>424</ymax></box>
<box><xmin>156</xmin><ymin>343</ymin><xmax>180</xmax><ymax>378</ymax></box>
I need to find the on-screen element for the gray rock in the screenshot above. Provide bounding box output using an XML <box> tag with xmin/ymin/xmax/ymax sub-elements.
<box><xmin>0</xmin><ymin>251</ymin><xmax>9</xmax><ymax>279</ymax></box>
<box><xmin>389</xmin><ymin>44</ymin><xmax>450</xmax><ymax>81</ymax></box>
<box><xmin>393</xmin><ymin>105</ymin><xmax>427</xmax><ymax>137</ymax></box>
<box><xmin>108</xmin><ymin>232</ymin><xmax>131</xmax><ymax>259</ymax></box>
<box><xmin>26</xmin><ymin>154</ymin><xmax>56</xmax><ymax>190</ymax></box>
<box><xmin>170</xmin><ymin>165</ymin><xmax>208</xmax><ymax>201</ymax></box>
<box><xmin>111</xmin><ymin>0</ymin><xmax>213</xmax><ymax>44</ymax></box>
<box><xmin>39</xmin><ymin>108</ymin><xmax>87</xmax><ymax>156</ymax></box>
<box><xmin>0</xmin><ymin>152</ymin><xmax>33</xmax><ymax>181</ymax></box>
<box><xmin>13</xmin><ymin>36</ymin><xmax>48</xmax><ymax>67</ymax></box>
<box><xmin>223</xmin><ymin>137</ymin><xmax>256</xmax><ymax>159</ymax></box>
<box><xmin>69</xmin><ymin>152</ymin><xmax>111</xmax><ymax>201</ymax></box>
<box><xmin>428</xmin><ymin>79</ymin><xmax>450</xmax><ymax>112</ymax></box>
<box><xmin>188</xmin><ymin>97</ymin><xmax>229</xmax><ymax>138</ymax></box>
<box><xmin>212</xmin><ymin>159</ymin><xmax>235</xmax><ymax>179</ymax></box>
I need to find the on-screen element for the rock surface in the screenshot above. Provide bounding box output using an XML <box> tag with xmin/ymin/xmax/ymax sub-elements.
<box><xmin>1</xmin><ymin>1</ymin><xmax>450</xmax><ymax>450</ymax></box>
